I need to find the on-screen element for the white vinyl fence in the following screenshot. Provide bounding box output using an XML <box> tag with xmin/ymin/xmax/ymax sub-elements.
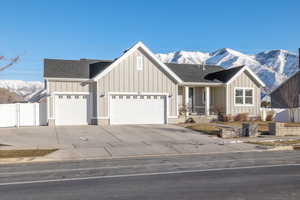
<box><xmin>0</xmin><ymin>102</ymin><xmax>47</xmax><ymax>128</ymax></box>
<box><xmin>260</xmin><ymin>107</ymin><xmax>300</xmax><ymax>122</ymax></box>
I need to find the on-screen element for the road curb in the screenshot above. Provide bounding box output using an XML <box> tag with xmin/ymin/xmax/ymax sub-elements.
<box><xmin>0</xmin><ymin>147</ymin><xmax>295</xmax><ymax>165</ymax></box>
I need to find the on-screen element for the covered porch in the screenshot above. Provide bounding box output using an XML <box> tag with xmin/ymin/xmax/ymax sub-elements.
<box><xmin>179</xmin><ymin>84</ymin><xmax>226</xmax><ymax>116</ymax></box>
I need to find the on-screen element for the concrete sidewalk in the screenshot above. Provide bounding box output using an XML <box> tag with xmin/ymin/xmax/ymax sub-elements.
<box><xmin>0</xmin><ymin>125</ymin><xmax>264</xmax><ymax>162</ymax></box>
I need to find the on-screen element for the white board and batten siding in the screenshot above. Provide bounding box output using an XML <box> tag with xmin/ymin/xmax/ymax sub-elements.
<box><xmin>0</xmin><ymin>103</ymin><xmax>47</xmax><ymax>128</ymax></box>
<box><xmin>226</xmin><ymin>71</ymin><xmax>261</xmax><ymax>116</ymax></box>
<box><xmin>97</xmin><ymin>48</ymin><xmax>178</xmax><ymax>122</ymax></box>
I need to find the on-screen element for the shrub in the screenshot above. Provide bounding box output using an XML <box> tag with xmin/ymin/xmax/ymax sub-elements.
<box><xmin>266</xmin><ymin>111</ymin><xmax>275</xmax><ymax>121</ymax></box>
<box><xmin>261</xmin><ymin>101</ymin><xmax>271</xmax><ymax>108</ymax></box>
<box><xmin>234</xmin><ymin>113</ymin><xmax>249</xmax><ymax>121</ymax></box>
<box><xmin>248</xmin><ymin>116</ymin><xmax>261</xmax><ymax>121</ymax></box>
<box><xmin>185</xmin><ymin>117</ymin><xmax>195</xmax><ymax>123</ymax></box>
<box><xmin>254</xmin><ymin>116</ymin><xmax>262</xmax><ymax>121</ymax></box>
<box><xmin>221</xmin><ymin>114</ymin><xmax>233</xmax><ymax>122</ymax></box>
<box><xmin>213</xmin><ymin>105</ymin><xmax>224</xmax><ymax>116</ymax></box>
<box><xmin>179</xmin><ymin>105</ymin><xmax>188</xmax><ymax>116</ymax></box>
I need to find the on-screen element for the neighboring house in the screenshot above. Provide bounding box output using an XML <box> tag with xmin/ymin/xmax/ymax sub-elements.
<box><xmin>270</xmin><ymin>70</ymin><xmax>300</xmax><ymax>108</ymax></box>
<box><xmin>43</xmin><ymin>42</ymin><xmax>265</xmax><ymax>126</ymax></box>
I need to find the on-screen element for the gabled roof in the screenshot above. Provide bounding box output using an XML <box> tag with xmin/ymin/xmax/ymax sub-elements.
<box><xmin>165</xmin><ymin>63</ymin><xmax>224</xmax><ymax>83</ymax></box>
<box><xmin>205</xmin><ymin>66</ymin><xmax>244</xmax><ymax>83</ymax></box>
<box><xmin>44</xmin><ymin>59</ymin><xmax>113</xmax><ymax>79</ymax></box>
<box><xmin>92</xmin><ymin>42</ymin><xmax>183</xmax><ymax>83</ymax></box>
<box><xmin>205</xmin><ymin>65</ymin><xmax>265</xmax><ymax>87</ymax></box>
<box><xmin>89</xmin><ymin>61</ymin><xmax>113</xmax><ymax>78</ymax></box>
<box><xmin>226</xmin><ymin>66</ymin><xmax>265</xmax><ymax>87</ymax></box>
<box><xmin>43</xmin><ymin>42</ymin><xmax>265</xmax><ymax>87</ymax></box>
<box><xmin>166</xmin><ymin>64</ymin><xmax>265</xmax><ymax>87</ymax></box>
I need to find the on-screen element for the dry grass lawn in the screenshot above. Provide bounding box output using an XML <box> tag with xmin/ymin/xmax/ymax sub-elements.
<box><xmin>247</xmin><ymin>139</ymin><xmax>300</xmax><ymax>146</ymax></box>
<box><xmin>0</xmin><ymin>149</ymin><xmax>58</xmax><ymax>159</ymax></box>
<box><xmin>187</xmin><ymin>123</ymin><xmax>221</xmax><ymax>136</ymax></box>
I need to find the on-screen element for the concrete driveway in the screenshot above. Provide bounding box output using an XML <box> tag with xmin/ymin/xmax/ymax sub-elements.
<box><xmin>0</xmin><ymin>125</ymin><xmax>258</xmax><ymax>161</ymax></box>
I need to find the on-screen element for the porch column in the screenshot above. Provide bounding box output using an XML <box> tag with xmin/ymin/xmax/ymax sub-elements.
<box><xmin>205</xmin><ymin>86</ymin><xmax>210</xmax><ymax>116</ymax></box>
<box><xmin>184</xmin><ymin>86</ymin><xmax>189</xmax><ymax>116</ymax></box>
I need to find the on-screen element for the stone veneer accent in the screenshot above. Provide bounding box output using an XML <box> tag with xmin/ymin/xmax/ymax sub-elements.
<box><xmin>220</xmin><ymin>128</ymin><xmax>239</xmax><ymax>138</ymax></box>
<box><xmin>269</xmin><ymin>122</ymin><xmax>300</xmax><ymax>136</ymax></box>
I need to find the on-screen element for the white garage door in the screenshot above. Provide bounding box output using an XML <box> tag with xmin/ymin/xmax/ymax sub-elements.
<box><xmin>110</xmin><ymin>95</ymin><xmax>166</xmax><ymax>125</ymax></box>
<box><xmin>55</xmin><ymin>94</ymin><xmax>90</xmax><ymax>126</ymax></box>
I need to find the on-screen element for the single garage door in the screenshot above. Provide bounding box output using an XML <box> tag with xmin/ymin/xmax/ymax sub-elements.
<box><xmin>110</xmin><ymin>95</ymin><xmax>166</xmax><ymax>125</ymax></box>
<box><xmin>55</xmin><ymin>94</ymin><xmax>90</xmax><ymax>125</ymax></box>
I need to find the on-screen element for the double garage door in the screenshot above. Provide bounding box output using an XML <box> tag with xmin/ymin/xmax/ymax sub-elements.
<box><xmin>55</xmin><ymin>94</ymin><xmax>90</xmax><ymax>126</ymax></box>
<box><xmin>110</xmin><ymin>94</ymin><xmax>167</xmax><ymax>125</ymax></box>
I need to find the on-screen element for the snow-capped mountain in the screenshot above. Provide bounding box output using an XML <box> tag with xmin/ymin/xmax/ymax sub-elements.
<box><xmin>0</xmin><ymin>48</ymin><xmax>298</xmax><ymax>102</ymax></box>
<box><xmin>157</xmin><ymin>48</ymin><xmax>299</xmax><ymax>94</ymax></box>
<box><xmin>0</xmin><ymin>80</ymin><xmax>44</xmax><ymax>100</ymax></box>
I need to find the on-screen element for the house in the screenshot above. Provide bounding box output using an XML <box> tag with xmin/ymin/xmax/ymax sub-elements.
<box><xmin>43</xmin><ymin>42</ymin><xmax>265</xmax><ymax>126</ymax></box>
<box><xmin>270</xmin><ymin>70</ymin><xmax>300</xmax><ymax>108</ymax></box>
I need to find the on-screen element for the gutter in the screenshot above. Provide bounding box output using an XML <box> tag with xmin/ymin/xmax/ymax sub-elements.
<box><xmin>179</xmin><ymin>82</ymin><xmax>225</xmax><ymax>86</ymax></box>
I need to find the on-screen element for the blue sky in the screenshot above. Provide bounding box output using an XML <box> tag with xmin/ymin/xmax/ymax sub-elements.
<box><xmin>1</xmin><ymin>0</ymin><xmax>299</xmax><ymax>81</ymax></box>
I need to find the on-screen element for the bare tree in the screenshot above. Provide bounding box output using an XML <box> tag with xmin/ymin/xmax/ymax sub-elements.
<box><xmin>0</xmin><ymin>88</ymin><xmax>23</xmax><ymax>103</ymax></box>
<box><xmin>0</xmin><ymin>55</ymin><xmax>21</xmax><ymax>103</ymax></box>
<box><xmin>279</xmin><ymin>77</ymin><xmax>299</xmax><ymax>122</ymax></box>
<box><xmin>0</xmin><ymin>56</ymin><xmax>20</xmax><ymax>72</ymax></box>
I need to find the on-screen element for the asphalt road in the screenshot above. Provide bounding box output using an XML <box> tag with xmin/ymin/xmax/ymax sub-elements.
<box><xmin>0</xmin><ymin>151</ymin><xmax>300</xmax><ymax>199</ymax></box>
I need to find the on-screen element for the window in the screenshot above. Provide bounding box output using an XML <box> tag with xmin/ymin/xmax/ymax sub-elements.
<box><xmin>136</xmin><ymin>55</ymin><xmax>143</xmax><ymax>71</ymax></box>
<box><xmin>245</xmin><ymin>89</ymin><xmax>253</xmax><ymax>104</ymax></box>
<box><xmin>235</xmin><ymin>88</ymin><xmax>253</xmax><ymax>105</ymax></box>
<box><xmin>235</xmin><ymin>89</ymin><xmax>244</xmax><ymax>104</ymax></box>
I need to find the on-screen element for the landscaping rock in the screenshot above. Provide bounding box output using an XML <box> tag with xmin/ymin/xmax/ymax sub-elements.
<box><xmin>185</xmin><ymin>117</ymin><xmax>195</xmax><ymax>123</ymax></box>
<box><xmin>220</xmin><ymin>128</ymin><xmax>240</xmax><ymax>139</ymax></box>
<box><xmin>269</xmin><ymin>122</ymin><xmax>300</xmax><ymax>136</ymax></box>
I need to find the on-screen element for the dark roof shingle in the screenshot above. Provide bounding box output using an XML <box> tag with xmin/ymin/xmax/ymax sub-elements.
<box><xmin>44</xmin><ymin>59</ymin><xmax>113</xmax><ymax>79</ymax></box>
<box><xmin>165</xmin><ymin>63</ymin><xmax>224</xmax><ymax>83</ymax></box>
<box><xmin>44</xmin><ymin>58</ymin><xmax>244</xmax><ymax>84</ymax></box>
<box><xmin>204</xmin><ymin>66</ymin><xmax>244</xmax><ymax>83</ymax></box>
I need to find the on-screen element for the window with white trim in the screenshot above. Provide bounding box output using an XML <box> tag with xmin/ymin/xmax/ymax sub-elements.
<box><xmin>235</xmin><ymin>88</ymin><xmax>253</xmax><ymax>105</ymax></box>
<box><xmin>136</xmin><ymin>55</ymin><xmax>143</xmax><ymax>71</ymax></box>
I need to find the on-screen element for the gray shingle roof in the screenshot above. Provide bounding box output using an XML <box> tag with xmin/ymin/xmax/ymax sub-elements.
<box><xmin>44</xmin><ymin>59</ymin><xmax>113</xmax><ymax>79</ymax></box>
<box><xmin>165</xmin><ymin>63</ymin><xmax>224</xmax><ymax>83</ymax></box>
<box><xmin>89</xmin><ymin>61</ymin><xmax>113</xmax><ymax>78</ymax></box>
<box><xmin>204</xmin><ymin>66</ymin><xmax>244</xmax><ymax>83</ymax></box>
<box><xmin>44</xmin><ymin>58</ymin><xmax>244</xmax><ymax>84</ymax></box>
